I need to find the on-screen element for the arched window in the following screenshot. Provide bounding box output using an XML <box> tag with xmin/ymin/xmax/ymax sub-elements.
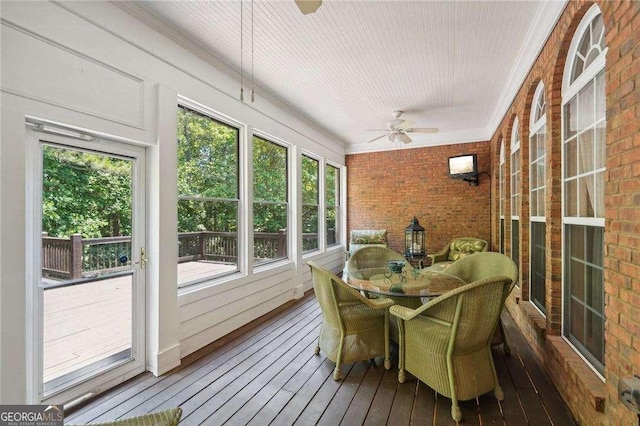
<box><xmin>510</xmin><ymin>118</ymin><xmax>521</xmax><ymax>273</ymax></box>
<box><xmin>562</xmin><ymin>4</ymin><xmax>606</xmax><ymax>375</ymax></box>
<box><xmin>499</xmin><ymin>139</ymin><xmax>505</xmax><ymax>254</ymax></box>
<box><xmin>530</xmin><ymin>82</ymin><xmax>547</xmax><ymax>314</ymax></box>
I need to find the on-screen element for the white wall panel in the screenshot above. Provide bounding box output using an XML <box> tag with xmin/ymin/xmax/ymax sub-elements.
<box><xmin>1</xmin><ymin>24</ymin><xmax>144</xmax><ymax>129</ymax></box>
<box><xmin>0</xmin><ymin>104</ymin><xmax>27</xmax><ymax>403</ymax></box>
<box><xmin>180</xmin><ymin>269</ymin><xmax>295</xmax><ymax>324</ymax></box>
<box><xmin>179</xmin><ymin>291</ymin><xmax>293</xmax><ymax>357</ymax></box>
<box><xmin>180</xmin><ymin>280</ymin><xmax>293</xmax><ymax>341</ymax></box>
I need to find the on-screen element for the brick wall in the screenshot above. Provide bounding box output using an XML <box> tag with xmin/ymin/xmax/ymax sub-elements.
<box><xmin>346</xmin><ymin>142</ymin><xmax>491</xmax><ymax>256</ymax></box>
<box><xmin>347</xmin><ymin>1</ymin><xmax>640</xmax><ymax>424</ymax></box>
<box><xmin>488</xmin><ymin>1</ymin><xmax>640</xmax><ymax>425</ymax></box>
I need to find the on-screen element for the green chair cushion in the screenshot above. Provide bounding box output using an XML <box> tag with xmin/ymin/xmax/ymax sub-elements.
<box><xmin>350</xmin><ymin>229</ymin><xmax>388</xmax><ymax>245</ymax></box>
<box><xmin>448</xmin><ymin>239</ymin><xmax>487</xmax><ymax>261</ymax></box>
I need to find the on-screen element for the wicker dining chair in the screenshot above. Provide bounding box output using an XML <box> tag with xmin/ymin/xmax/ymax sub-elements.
<box><xmin>308</xmin><ymin>261</ymin><xmax>394</xmax><ymax>380</ymax></box>
<box><xmin>347</xmin><ymin>245</ymin><xmax>406</xmax><ymax>279</ymax></box>
<box><xmin>443</xmin><ymin>252</ymin><xmax>519</xmax><ymax>355</ymax></box>
<box><xmin>420</xmin><ymin>237</ymin><xmax>488</xmax><ymax>270</ymax></box>
<box><xmin>390</xmin><ymin>276</ymin><xmax>512</xmax><ymax>422</ymax></box>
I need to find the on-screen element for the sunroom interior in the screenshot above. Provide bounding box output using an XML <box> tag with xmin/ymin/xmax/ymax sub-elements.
<box><xmin>1</xmin><ymin>1</ymin><xmax>639</xmax><ymax>425</ymax></box>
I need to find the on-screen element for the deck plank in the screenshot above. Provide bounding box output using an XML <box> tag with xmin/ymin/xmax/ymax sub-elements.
<box><xmin>362</xmin><ymin>364</ymin><xmax>399</xmax><ymax>426</ymax></box>
<box><xmin>316</xmin><ymin>361</ymin><xmax>370</xmax><ymax>426</ymax></box>
<box><xmin>293</xmin><ymin>358</ymin><xmax>346</xmax><ymax>425</ymax></box>
<box><xmin>64</xmin><ymin>296</ymin><xmax>577</xmax><ymax>426</ymax></box>
<box><xmin>433</xmin><ymin>391</ymin><xmax>453</xmax><ymax>425</ymax></box>
<box><xmin>194</xmin><ymin>323</ymin><xmax>322</xmax><ymax>424</ymax></box>
<box><xmin>458</xmin><ymin>397</ymin><xmax>481</xmax><ymax>425</ymax></box>
<box><xmin>409</xmin><ymin>382</ymin><xmax>435</xmax><ymax>425</ymax></box>
<box><xmin>245</xmin><ymin>351</ymin><xmax>328</xmax><ymax>426</ymax></box>
<box><xmin>270</xmin><ymin>357</ymin><xmax>341</xmax><ymax>425</ymax></box>
<box><xmin>227</xmin><ymin>341</ymin><xmax>321</xmax><ymax>425</ymax></box>
<box><xmin>477</xmin><ymin>392</ymin><xmax>505</xmax><ymax>425</ymax></box>
<box><xmin>386</xmin><ymin>376</ymin><xmax>415</xmax><ymax>426</ymax></box>
<box><xmin>338</xmin><ymin>358</ymin><xmax>386</xmax><ymax>425</ymax></box>
<box><xmin>491</xmin><ymin>347</ymin><xmax>528</xmax><ymax>425</ymax></box>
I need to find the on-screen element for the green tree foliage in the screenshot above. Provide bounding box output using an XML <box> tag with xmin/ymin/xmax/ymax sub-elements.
<box><xmin>177</xmin><ymin>107</ymin><xmax>239</xmax><ymax>232</ymax></box>
<box><xmin>301</xmin><ymin>155</ymin><xmax>319</xmax><ymax>250</ymax></box>
<box><xmin>253</xmin><ymin>136</ymin><xmax>287</xmax><ymax>233</ymax></box>
<box><xmin>325</xmin><ymin>165</ymin><xmax>339</xmax><ymax>244</ymax></box>
<box><xmin>301</xmin><ymin>155</ymin><xmax>319</xmax><ymax>205</ymax></box>
<box><xmin>42</xmin><ymin>145</ymin><xmax>132</xmax><ymax>238</ymax></box>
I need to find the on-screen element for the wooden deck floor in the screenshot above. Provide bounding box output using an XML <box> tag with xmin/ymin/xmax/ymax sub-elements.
<box><xmin>65</xmin><ymin>294</ymin><xmax>577</xmax><ymax>425</ymax></box>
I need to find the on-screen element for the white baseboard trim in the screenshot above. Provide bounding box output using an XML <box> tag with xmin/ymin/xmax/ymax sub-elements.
<box><xmin>149</xmin><ymin>342</ymin><xmax>181</xmax><ymax>376</ymax></box>
<box><xmin>293</xmin><ymin>284</ymin><xmax>304</xmax><ymax>299</ymax></box>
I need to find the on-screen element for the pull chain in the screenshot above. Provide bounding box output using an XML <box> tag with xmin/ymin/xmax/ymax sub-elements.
<box><xmin>251</xmin><ymin>0</ymin><xmax>255</xmax><ymax>103</ymax></box>
<box><xmin>240</xmin><ymin>0</ymin><xmax>244</xmax><ymax>101</ymax></box>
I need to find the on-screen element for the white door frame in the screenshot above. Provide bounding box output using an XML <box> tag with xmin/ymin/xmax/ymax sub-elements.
<box><xmin>26</xmin><ymin>125</ymin><xmax>146</xmax><ymax>405</ymax></box>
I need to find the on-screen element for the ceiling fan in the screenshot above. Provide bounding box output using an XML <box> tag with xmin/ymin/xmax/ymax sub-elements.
<box><xmin>294</xmin><ymin>0</ymin><xmax>322</xmax><ymax>15</ymax></box>
<box><xmin>366</xmin><ymin>111</ymin><xmax>439</xmax><ymax>144</ymax></box>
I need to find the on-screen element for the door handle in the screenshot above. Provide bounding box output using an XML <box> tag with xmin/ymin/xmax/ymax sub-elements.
<box><xmin>135</xmin><ymin>247</ymin><xmax>147</xmax><ymax>269</ymax></box>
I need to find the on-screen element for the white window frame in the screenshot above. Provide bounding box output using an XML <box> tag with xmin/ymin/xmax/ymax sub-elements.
<box><xmin>176</xmin><ymin>97</ymin><xmax>248</xmax><ymax>288</ymax></box>
<box><xmin>529</xmin><ymin>81</ymin><xmax>547</xmax><ymax>316</ymax></box>
<box><xmin>530</xmin><ymin>81</ymin><xmax>547</xmax><ymax>222</ymax></box>
<box><xmin>562</xmin><ymin>5</ymin><xmax>607</xmax><ymax>100</ymax></box>
<box><xmin>325</xmin><ymin>161</ymin><xmax>342</xmax><ymax>248</ymax></box>
<box><xmin>510</xmin><ymin>117</ymin><xmax>521</xmax><ymax>221</ymax></box>
<box><xmin>301</xmin><ymin>151</ymin><xmax>322</xmax><ymax>255</ymax></box>
<box><xmin>560</xmin><ymin>3</ymin><xmax>607</xmax><ymax>379</ymax></box>
<box><xmin>510</xmin><ymin>119</ymin><xmax>521</xmax><ymax>268</ymax></box>
<box><xmin>499</xmin><ymin>139</ymin><xmax>505</xmax><ymax>253</ymax></box>
<box><xmin>251</xmin><ymin>131</ymin><xmax>292</xmax><ymax>270</ymax></box>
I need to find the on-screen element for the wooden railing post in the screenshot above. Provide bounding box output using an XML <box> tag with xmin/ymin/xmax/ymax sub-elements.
<box><xmin>70</xmin><ymin>233</ymin><xmax>83</xmax><ymax>279</ymax></box>
<box><xmin>199</xmin><ymin>231</ymin><xmax>207</xmax><ymax>261</ymax></box>
<box><xmin>41</xmin><ymin>232</ymin><xmax>48</xmax><ymax>272</ymax></box>
<box><xmin>277</xmin><ymin>229</ymin><xmax>286</xmax><ymax>258</ymax></box>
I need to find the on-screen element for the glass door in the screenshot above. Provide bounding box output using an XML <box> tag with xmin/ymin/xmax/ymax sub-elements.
<box><xmin>30</xmin><ymin>129</ymin><xmax>145</xmax><ymax>404</ymax></box>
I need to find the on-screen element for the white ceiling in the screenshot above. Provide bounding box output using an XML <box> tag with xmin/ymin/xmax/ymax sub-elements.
<box><xmin>119</xmin><ymin>0</ymin><xmax>566</xmax><ymax>154</ymax></box>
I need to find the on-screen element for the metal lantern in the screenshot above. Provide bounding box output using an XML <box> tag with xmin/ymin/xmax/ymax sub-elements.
<box><xmin>404</xmin><ymin>217</ymin><xmax>425</xmax><ymax>257</ymax></box>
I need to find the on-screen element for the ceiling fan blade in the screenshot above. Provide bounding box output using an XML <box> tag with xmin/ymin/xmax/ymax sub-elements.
<box><xmin>399</xmin><ymin>132</ymin><xmax>412</xmax><ymax>144</ymax></box>
<box><xmin>365</xmin><ymin>129</ymin><xmax>390</xmax><ymax>132</ymax></box>
<box><xmin>366</xmin><ymin>134</ymin><xmax>388</xmax><ymax>143</ymax></box>
<box><xmin>294</xmin><ymin>0</ymin><xmax>322</xmax><ymax>15</ymax></box>
<box><xmin>387</xmin><ymin>133</ymin><xmax>397</xmax><ymax>143</ymax></box>
<box><xmin>396</xmin><ymin>120</ymin><xmax>415</xmax><ymax>130</ymax></box>
<box><xmin>405</xmin><ymin>127</ymin><xmax>439</xmax><ymax>134</ymax></box>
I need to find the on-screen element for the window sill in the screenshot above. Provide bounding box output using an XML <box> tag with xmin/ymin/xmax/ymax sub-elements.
<box><xmin>253</xmin><ymin>258</ymin><xmax>292</xmax><ymax>272</ymax></box>
<box><xmin>520</xmin><ymin>301</ymin><xmax>547</xmax><ymax>341</ymax></box>
<box><xmin>546</xmin><ymin>335</ymin><xmax>606</xmax><ymax>413</ymax></box>
<box><xmin>516</xmin><ymin>301</ymin><xmax>606</xmax><ymax>414</ymax></box>
<box><xmin>302</xmin><ymin>249</ymin><xmax>321</xmax><ymax>258</ymax></box>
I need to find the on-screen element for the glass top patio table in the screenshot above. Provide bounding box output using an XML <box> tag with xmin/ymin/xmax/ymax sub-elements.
<box><xmin>345</xmin><ymin>266</ymin><xmax>466</xmax><ymax>298</ymax></box>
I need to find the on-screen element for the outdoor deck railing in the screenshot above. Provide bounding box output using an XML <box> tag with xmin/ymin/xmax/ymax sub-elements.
<box><xmin>41</xmin><ymin>230</ymin><xmax>327</xmax><ymax>279</ymax></box>
<box><xmin>42</xmin><ymin>233</ymin><xmax>133</xmax><ymax>279</ymax></box>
